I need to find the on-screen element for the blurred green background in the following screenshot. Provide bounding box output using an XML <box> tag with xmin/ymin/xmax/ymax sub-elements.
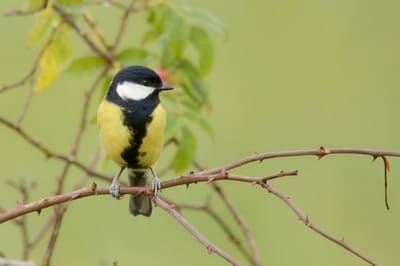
<box><xmin>1</xmin><ymin>1</ymin><xmax>400</xmax><ymax>265</ymax></box>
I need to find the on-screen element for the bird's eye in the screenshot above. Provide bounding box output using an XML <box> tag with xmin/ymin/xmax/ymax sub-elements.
<box><xmin>142</xmin><ymin>80</ymin><xmax>149</xmax><ymax>85</ymax></box>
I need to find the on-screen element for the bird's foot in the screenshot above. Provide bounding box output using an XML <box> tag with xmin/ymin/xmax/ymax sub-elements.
<box><xmin>151</xmin><ymin>176</ymin><xmax>161</xmax><ymax>197</ymax></box>
<box><xmin>109</xmin><ymin>179</ymin><xmax>121</xmax><ymax>199</ymax></box>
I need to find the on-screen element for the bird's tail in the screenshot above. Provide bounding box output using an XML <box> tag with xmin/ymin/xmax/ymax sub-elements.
<box><xmin>127</xmin><ymin>168</ymin><xmax>152</xmax><ymax>217</ymax></box>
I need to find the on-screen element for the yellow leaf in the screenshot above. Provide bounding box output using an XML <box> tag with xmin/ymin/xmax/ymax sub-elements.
<box><xmin>34</xmin><ymin>24</ymin><xmax>73</xmax><ymax>92</ymax></box>
<box><xmin>35</xmin><ymin>47</ymin><xmax>60</xmax><ymax>93</ymax></box>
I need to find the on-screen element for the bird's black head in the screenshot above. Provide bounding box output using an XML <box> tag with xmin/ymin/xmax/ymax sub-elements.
<box><xmin>113</xmin><ymin>65</ymin><xmax>163</xmax><ymax>89</ymax></box>
<box><xmin>107</xmin><ymin>65</ymin><xmax>173</xmax><ymax>102</ymax></box>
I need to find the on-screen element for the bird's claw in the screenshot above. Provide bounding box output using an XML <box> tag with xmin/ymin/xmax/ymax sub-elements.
<box><xmin>109</xmin><ymin>180</ymin><xmax>121</xmax><ymax>199</ymax></box>
<box><xmin>151</xmin><ymin>176</ymin><xmax>161</xmax><ymax>197</ymax></box>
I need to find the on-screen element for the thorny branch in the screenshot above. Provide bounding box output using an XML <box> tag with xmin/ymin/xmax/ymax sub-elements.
<box><xmin>171</xmin><ymin>199</ymin><xmax>254</xmax><ymax>263</ymax></box>
<box><xmin>155</xmin><ymin>196</ymin><xmax>241</xmax><ymax>266</ymax></box>
<box><xmin>211</xmin><ymin>183</ymin><xmax>261</xmax><ymax>266</ymax></box>
<box><xmin>0</xmin><ymin>156</ymin><xmax>392</xmax><ymax>266</ymax></box>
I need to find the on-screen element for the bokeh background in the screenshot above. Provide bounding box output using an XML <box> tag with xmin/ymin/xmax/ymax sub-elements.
<box><xmin>1</xmin><ymin>1</ymin><xmax>400</xmax><ymax>265</ymax></box>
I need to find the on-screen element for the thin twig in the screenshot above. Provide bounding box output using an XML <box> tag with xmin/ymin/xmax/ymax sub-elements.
<box><xmin>42</xmin><ymin>150</ymin><xmax>102</xmax><ymax>265</ymax></box>
<box><xmin>29</xmin><ymin>217</ymin><xmax>53</xmax><ymax>245</ymax></box>
<box><xmin>154</xmin><ymin>196</ymin><xmax>241</xmax><ymax>266</ymax></box>
<box><xmin>0</xmin><ymin>171</ymin><xmax>295</xmax><ymax>223</ymax></box>
<box><xmin>53</xmin><ymin>3</ymin><xmax>114</xmax><ymax>64</ymax></box>
<box><xmin>197</xmin><ymin>146</ymin><xmax>399</xmax><ymax>208</ymax></box>
<box><xmin>172</xmin><ymin>199</ymin><xmax>254</xmax><ymax>264</ymax></box>
<box><xmin>0</xmin><ymin>184</ymin><xmax>134</xmax><ymax>223</ymax></box>
<box><xmin>3</xmin><ymin>0</ymin><xmax>49</xmax><ymax>16</ymax></box>
<box><xmin>0</xmin><ymin>25</ymin><xmax>59</xmax><ymax>94</ymax></box>
<box><xmin>212</xmin><ymin>183</ymin><xmax>261</xmax><ymax>266</ymax></box>
<box><xmin>41</xmin><ymin>205</ymin><xmax>67</xmax><ymax>266</ymax></box>
<box><xmin>198</xmin><ymin>147</ymin><xmax>400</xmax><ymax>176</ymax></box>
<box><xmin>0</xmin><ymin>257</ymin><xmax>36</xmax><ymax>266</ymax></box>
<box><xmin>16</xmin><ymin>78</ymin><xmax>35</xmax><ymax>126</ymax></box>
<box><xmin>0</xmin><ymin>116</ymin><xmax>111</xmax><ymax>181</ymax></box>
<box><xmin>7</xmin><ymin>180</ymin><xmax>32</xmax><ymax>259</ymax></box>
<box><xmin>82</xmin><ymin>10</ymin><xmax>111</xmax><ymax>50</ymax></box>
<box><xmin>260</xmin><ymin>182</ymin><xmax>380</xmax><ymax>266</ymax></box>
<box><xmin>109</xmin><ymin>0</ymin><xmax>137</xmax><ymax>53</ymax></box>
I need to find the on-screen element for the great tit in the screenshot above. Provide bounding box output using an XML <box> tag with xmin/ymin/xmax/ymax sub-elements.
<box><xmin>97</xmin><ymin>65</ymin><xmax>173</xmax><ymax>216</ymax></box>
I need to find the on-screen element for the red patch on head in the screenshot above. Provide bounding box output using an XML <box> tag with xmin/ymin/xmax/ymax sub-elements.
<box><xmin>154</xmin><ymin>68</ymin><xmax>170</xmax><ymax>83</ymax></box>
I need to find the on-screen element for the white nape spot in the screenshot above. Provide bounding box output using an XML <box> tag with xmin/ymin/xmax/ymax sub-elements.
<box><xmin>116</xmin><ymin>81</ymin><xmax>155</xmax><ymax>101</ymax></box>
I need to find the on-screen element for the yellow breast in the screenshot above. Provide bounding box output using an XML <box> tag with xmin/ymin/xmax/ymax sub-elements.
<box><xmin>97</xmin><ymin>100</ymin><xmax>131</xmax><ymax>166</ymax></box>
<box><xmin>137</xmin><ymin>104</ymin><xmax>166</xmax><ymax>167</ymax></box>
<box><xmin>97</xmin><ymin>100</ymin><xmax>166</xmax><ymax>168</ymax></box>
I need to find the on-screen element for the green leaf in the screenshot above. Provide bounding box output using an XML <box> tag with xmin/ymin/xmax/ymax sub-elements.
<box><xmin>116</xmin><ymin>48</ymin><xmax>148</xmax><ymax>66</ymax></box>
<box><xmin>190</xmin><ymin>26</ymin><xmax>214</xmax><ymax>77</ymax></box>
<box><xmin>161</xmin><ymin>17</ymin><xmax>189</xmax><ymax>66</ymax></box>
<box><xmin>53</xmin><ymin>24</ymin><xmax>72</xmax><ymax>62</ymax></box>
<box><xmin>172</xmin><ymin>127</ymin><xmax>196</xmax><ymax>172</ymax></box>
<box><xmin>175</xmin><ymin>59</ymin><xmax>207</xmax><ymax>104</ymax></box>
<box><xmin>26</xmin><ymin>0</ymin><xmax>46</xmax><ymax>10</ymax></box>
<box><xmin>26</xmin><ymin>7</ymin><xmax>53</xmax><ymax>47</ymax></box>
<box><xmin>66</xmin><ymin>55</ymin><xmax>106</xmax><ymax>75</ymax></box>
<box><xmin>167</xmin><ymin>17</ymin><xmax>189</xmax><ymax>59</ymax></box>
<box><xmin>142</xmin><ymin>4</ymin><xmax>169</xmax><ymax>44</ymax></box>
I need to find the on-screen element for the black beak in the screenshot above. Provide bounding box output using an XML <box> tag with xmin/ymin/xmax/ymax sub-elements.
<box><xmin>159</xmin><ymin>83</ymin><xmax>174</xmax><ymax>91</ymax></box>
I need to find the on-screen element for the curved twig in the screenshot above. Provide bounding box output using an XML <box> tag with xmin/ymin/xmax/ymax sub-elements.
<box><xmin>154</xmin><ymin>196</ymin><xmax>241</xmax><ymax>266</ymax></box>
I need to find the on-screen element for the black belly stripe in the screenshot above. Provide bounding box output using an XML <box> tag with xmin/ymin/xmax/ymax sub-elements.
<box><xmin>106</xmin><ymin>87</ymin><xmax>160</xmax><ymax>168</ymax></box>
<box><xmin>121</xmin><ymin>114</ymin><xmax>154</xmax><ymax>168</ymax></box>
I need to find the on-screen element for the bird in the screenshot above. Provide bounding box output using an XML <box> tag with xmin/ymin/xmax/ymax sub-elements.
<box><xmin>97</xmin><ymin>65</ymin><xmax>173</xmax><ymax>216</ymax></box>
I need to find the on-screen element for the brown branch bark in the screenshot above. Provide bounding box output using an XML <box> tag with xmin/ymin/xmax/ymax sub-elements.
<box><xmin>3</xmin><ymin>0</ymin><xmax>49</xmax><ymax>16</ymax></box>
<box><xmin>260</xmin><ymin>182</ymin><xmax>380</xmax><ymax>266</ymax></box>
<box><xmin>0</xmin><ymin>116</ymin><xmax>111</xmax><ymax>181</ymax></box>
<box><xmin>198</xmin><ymin>147</ymin><xmax>400</xmax><ymax>176</ymax></box>
<box><xmin>212</xmin><ymin>183</ymin><xmax>261</xmax><ymax>266</ymax></box>
<box><xmin>154</xmin><ymin>196</ymin><xmax>241</xmax><ymax>266</ymax></box>
<box><xmin>169</xmin><ymin>199</ymin><xmax>254</xmax><ymax>264</ymax></box>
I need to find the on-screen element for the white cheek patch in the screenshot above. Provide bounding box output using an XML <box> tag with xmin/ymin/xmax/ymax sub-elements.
<box><xmin>116</xmin><ymin>81</ymin><xmax>156</xmax><ymax>101</ymax></box>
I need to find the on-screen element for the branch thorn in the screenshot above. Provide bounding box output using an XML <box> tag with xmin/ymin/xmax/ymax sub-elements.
<box><xmin>90</xmin><ymin>182</ymin><xmax>97</xmax><ymax>191</ymax></box>
<box><xmin>206</xmin><ymin>245</ymin><xmax>213</xmax><ymax>254</ymax></box>
<box><xmin>305</xmin><ymin>216</ymin><xmax>311</xmax><ymax>227</ymax></box>
<box><xmin>220</xmin><ymin>168</ymin><xmax>228</xmax><ymax>178</ymax></box>
<box><xmin>316</xmin><ymin>146</ymin><xmax>330</xmax><ymax>159</ymax></box>
<box><xmin>381</xmin><ymin>156</ymin><xmax>390</xmax><ymax>210</ymax></box>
